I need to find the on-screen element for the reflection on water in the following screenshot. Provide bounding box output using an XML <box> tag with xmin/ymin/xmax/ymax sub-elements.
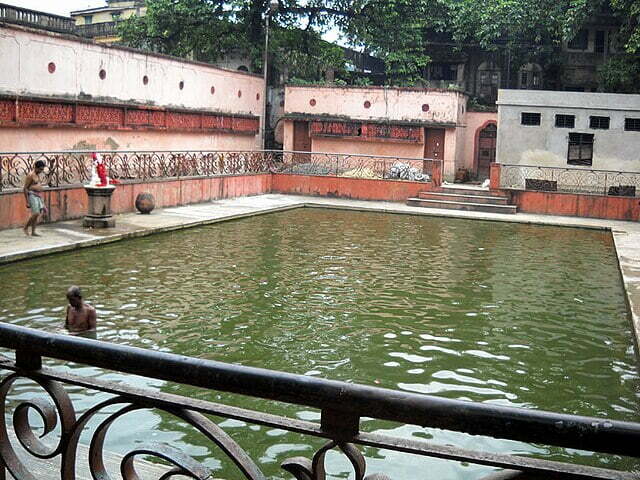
<box><xmin>0</xmin><ymin>209</ymin><xmax>638</xmax><ymax>479</ymax></box>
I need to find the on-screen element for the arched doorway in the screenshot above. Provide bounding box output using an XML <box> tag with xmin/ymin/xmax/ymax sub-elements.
<box><xmin>476</xmin><ymin>123</ymin><xmax>497</xmax><ymax>180</ymax></box>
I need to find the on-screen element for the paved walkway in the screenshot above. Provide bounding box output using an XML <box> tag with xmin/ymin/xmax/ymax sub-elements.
<box><xmin>1</xmin><ymin>193</ymin><xmax>639</xmax><ymax>347</ymax></box>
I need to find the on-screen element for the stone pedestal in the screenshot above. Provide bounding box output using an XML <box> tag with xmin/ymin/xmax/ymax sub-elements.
<box><xmin>83</xmin><ymin>186</ymin><xmax>116</xmax><ymax>228</ymax></box>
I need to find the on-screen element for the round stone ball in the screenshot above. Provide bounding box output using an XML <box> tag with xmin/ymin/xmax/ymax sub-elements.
<box><xmin>135</xmin><ymin>192</ymin><xmax>155</xmax><ymax>214</ymax></box>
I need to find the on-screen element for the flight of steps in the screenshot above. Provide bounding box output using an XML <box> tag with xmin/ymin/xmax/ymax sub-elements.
<box><xmin>407</xmin><ymin>186</ymin><xmax>517</xmax><ymax>214</ymax></box>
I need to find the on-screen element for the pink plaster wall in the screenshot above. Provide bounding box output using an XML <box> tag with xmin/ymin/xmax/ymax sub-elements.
<box><xmin>0</xmin><ymin>127</ymin><xmax>258</xmax><ymax>152</ymax></box>
<box><xmin>461</xmin><ymin>111</ymin><xmax>498</xmax><ymax>174</ymax></box>
<box><xmin>310</xmin><ymin>137</ymin><xmax>423</xmax><ymax>158</ymax></box>
<box><xmin>0</xmin><ymin>24</ymin><xmax>264</xmax><ymax>117</ymax></box>
<box><xmin>285</xmin><ymin>86</ymin><xmax>465</xmax><ymax>125</ymax></box>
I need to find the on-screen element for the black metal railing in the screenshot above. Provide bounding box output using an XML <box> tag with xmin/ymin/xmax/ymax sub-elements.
<box><xmin>0</xmin><ymin>150</ymin><xmax>440</xmax><ymax>192</ymax></box>
<box><xmin>0</xmin><ymin>323</ymin><xmax>639</xmax><ymax>480</ymax></box>
<box><xmin>499</xmin><ymin>164</ymin><xmax>640</xmax><ymax>197</ymax></box>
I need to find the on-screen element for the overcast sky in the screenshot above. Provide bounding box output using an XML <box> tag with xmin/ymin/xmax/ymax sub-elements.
<box><xmin>2</xmin><ymin>0</ymin><xmax>106</xmax><ymax>16</ymax></box>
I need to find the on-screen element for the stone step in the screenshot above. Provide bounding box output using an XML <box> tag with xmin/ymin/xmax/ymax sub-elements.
<box><xmin>406</xmin><ymin>198</ymin><xmax>517</xmax><ymax>214</ymax></box>
<box><xmin>417</xmin><ymin>191</ymin><xmax>509</xmax><ymax>205</ymax></box>
<box><xmin>440</xmin><ymin>186</ymin><xmax>507</xmax><ymax>197</ymax></box>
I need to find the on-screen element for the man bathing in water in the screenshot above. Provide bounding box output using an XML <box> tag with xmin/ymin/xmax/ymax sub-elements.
<box><xmin>65</xmin><ymin>286</ymin><xmax>97</xmax><ymax>333</ymax></box>
<box><xmin>23</xmin><ymin>160</ymin><xmax>46</xmax><ymax>236</ymax></box>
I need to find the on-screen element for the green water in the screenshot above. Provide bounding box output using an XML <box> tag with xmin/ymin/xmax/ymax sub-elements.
<box><xmin>0</xmin><ymin>209</ymin><xmax>638</xmax><ymax>479</ymax></box>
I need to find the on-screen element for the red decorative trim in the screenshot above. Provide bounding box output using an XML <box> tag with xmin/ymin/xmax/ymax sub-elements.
<box><xmin>18</xmin><ymin>101</ymin><xmax>73</xmax><ymax>123</ymax></box>
<box><xmin>0</xmin><ymin>100</ymin><xmax>14</xmax><ymax>121</ymax></box>
<box><xmin>166</xmin><ymin>112</ymin><xmax>201</xmax><ymax>129</ymax></box>
<box><xmin>77</xmin><ymin>105</ymin><xmax>123</xmax><ymax>126</ymax></box>
<box><xmin>0</xmin><ymin>96</ymin><xmax>259</xmax><ymax>135</ymax></box>
<box><xmin>310</xmin><ymin>120</ymin><xmax>422</xmax><ymax>143</ymax></box>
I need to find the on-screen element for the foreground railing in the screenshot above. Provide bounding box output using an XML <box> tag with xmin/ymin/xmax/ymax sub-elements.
<box><xmin>0</xmin><ymin>150</ymin><xmax>440</xmax><ymax>192</ymax></box>
<box><xmin>0</xmin><ymin>323</ymin><xmax>639</xmax><ymax>480</ymax></box>
<box><xmin>499</xmin><ymin>164</ymin><xmax>640</xmax><ymax>197</ymax></box>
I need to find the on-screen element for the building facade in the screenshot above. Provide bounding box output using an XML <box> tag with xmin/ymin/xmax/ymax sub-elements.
<box><xmin>283</xmin><ymin>85</ymin><xmax>497</xmax><ymax>181</ymax></box>
<box><xmin>496</xmin><ymin>89</ymin><xmax>640</xmax><ymax>172</ymax></box>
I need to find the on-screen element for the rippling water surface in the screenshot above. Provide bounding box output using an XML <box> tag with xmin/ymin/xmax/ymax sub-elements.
<box><xmin>0</xmin><ymin>209</ymin><xmax>638</xmax><ymax>478</ymax></box>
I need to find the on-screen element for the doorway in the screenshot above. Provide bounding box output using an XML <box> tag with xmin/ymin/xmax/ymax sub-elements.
<box><xmin>476</xmin><ymin>123</ymin><xmax>496</xmax><ymax>180</ymax></box>
<box><xmin>424</xmin><ymin>128</ymin><xmax>445</xmax><ymax>160</ymax></box>
<box><xmin>293</xmin><ymin>121</ymin><xmax>311</xmax><ymax>152</ymax></box>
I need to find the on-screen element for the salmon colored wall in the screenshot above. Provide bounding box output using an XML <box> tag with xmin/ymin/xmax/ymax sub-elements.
<box><xmin>271</xmin><ymin>174</ymin><xmax>436</xmax><ymax>201</ymax></box>
<box><xmin>462</xmin><ymin>112</ymin><xmax>498</xmax><ymax>174</ymax></box>
<box><xmin>0</xmin><ymin>127</ymin><xmax>258</xmax><ymax>152</ymax></box>
<box><xmin>510</xmin><ymin>190</ymin><xmax>640</xmax><ymax>221</ymax></box>
<box><xmin>283</xmin><ymin>121</ymin><xmax>295</xmax><ymax>151</ymax></box>
<box><xmin>285</xmin><ymin>86</ymin><xmax>465</xmax><ymax>125</ymax></box>
<box><xmin>0</xmin><ymin>174</ymin><xmax>272</xmax><ymax>229</ymax></box>
<box><xmin>310</xmin><ymin>137</ymin><xmax>424</xmax><ymax>158</ymax></box>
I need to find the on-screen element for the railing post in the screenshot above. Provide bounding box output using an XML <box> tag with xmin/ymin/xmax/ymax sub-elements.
<box><xmin>15</xmin><ymin>349</ymin><xmax>42</xmax><ymax>370</ymax></box>
<box><xmin>489</xmin><ymin>162</ymin><xmax>501</xmax><ymax>191</ymax></box>
<box><xmin>321</xmin><ymin>408</ymin><xmax>360</xmax><ymax>440</ymax></box>
<box><xmin>432</xmin><ymin>160</ymin><xmax>443</xmax><ymax>187</ymax></box>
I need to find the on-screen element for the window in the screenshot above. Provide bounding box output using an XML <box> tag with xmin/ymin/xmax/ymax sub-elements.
<box><xmin>111</xmin><ymin>12</ymin><xmax>121</xmax><ymax>21</ymax></box>
<box><xmin>83</xmin><ymin>15</ymin><xmax>93</xmax><ymax>24</ymax></box>
<box><xmin>531</xmin><ymin>71</ymin><xmax>540</xmax><ymax>88</ymax></box>
<box><xmin>590</xmin><ymin>116</ymin><xmax>610</xmax><ymax>129</ymax></box>
<box><xmin>625</xmin><ymin>118</ymin><xmax>640</xmax><ymax>131</ymax></box>
<box><xmin>595</xmin><ymin>30</ymin><xmax>606</xmax><ymax>53</ymax></box>
<box><xmin>567</xmin><ymin>133</ymin><xmax>594</xmax><ymax>166</ymax></box>
<box><xmin>555</xmin><ymin>114</ymin><xmax>575</xmax><ymax>128</ymax></box>
<box><xmin>568</xmin><ymin>29</ymin><xmax>589</xmax><ymax>50</ymax></box>
<box><xmin>521</xmin><ymin>112</ymin><xmax>541</xmax><ymax>126</ymax></box>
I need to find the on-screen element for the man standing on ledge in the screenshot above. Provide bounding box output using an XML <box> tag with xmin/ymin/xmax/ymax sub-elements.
<box><xmin>23</xmin><ymin>160</ymin><xmax>46</xmax><ymax>237</ymax></box>
<box><xmin>65</xmin><ymin>286</ymin><xmax>97</xmax><ymax>333</ymax></box>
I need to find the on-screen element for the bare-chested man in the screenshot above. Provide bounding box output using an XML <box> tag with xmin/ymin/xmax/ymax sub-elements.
<box><xmin>23</xmin><ymin>160</ymin><xmax>46</xmax><ymax>237</ymax></box>
<box><xmin>65</xmin><ymin>286</ymin><xmax>97</xmax><ymax>333</ymax></box>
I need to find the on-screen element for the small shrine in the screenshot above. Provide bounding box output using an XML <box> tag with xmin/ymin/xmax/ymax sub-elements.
<box><xmin>83</xmin><ymin>153</ymin><xmax>118</xmax><ymax>228</ymax></box>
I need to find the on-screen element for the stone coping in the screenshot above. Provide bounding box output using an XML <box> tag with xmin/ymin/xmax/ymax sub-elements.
<box><xmin>1</xmin><ymin>194</ymin><xmax>638</xmax><ymax>358</ymax></box>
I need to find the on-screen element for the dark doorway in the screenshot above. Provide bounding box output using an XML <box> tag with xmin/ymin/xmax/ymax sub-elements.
<box><xmin>477</xmin><ymin>123</ymin><xmax>496</xmax><ymax>179</ymax></box>
<box><xmin>293</xmin><ymin>121</ymin><xmax>311</xmax><ymax>152</ymax></box>
<box><xmin>424</xmin><ymin>128</ymin><xmax>445</xmax><ymax>160</ymax></box>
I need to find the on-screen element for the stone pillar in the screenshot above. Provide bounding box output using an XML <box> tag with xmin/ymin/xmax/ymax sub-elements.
<box><xmin>83</xmin><ymin>186</ymin><xmax>116</xmax><ymax>228</ymax></box>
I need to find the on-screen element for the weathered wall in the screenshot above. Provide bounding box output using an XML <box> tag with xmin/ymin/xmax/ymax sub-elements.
<box><xmin>271</xmin><ymin>174</ymin><xmax>436</xmax><ymax>201</ymax></box>
<box><xmin>509</xmin><ymin>190</ymin><xmax>640</xmax><ymax>221</ymax></box>
<box><xmin>0</xmin><ymin>174</ymin><xmax>272</xmax><ymax>229</ymax></box>
<box><xmin>0</xmin><ymin>127</ymin><xmax>258</xmax><ymax>152</ymax></box>
<box><xmin>285</xmin><ymin>85</ymin><xmax>466</xmax><ymax>125</ymax></box>
<box><xmin>0</xmin><ymin>23</ymin><xmax>264</xmax><ymax>151</ymax></box>
<box><xmin>310</xmin><ymin>137</ymin><xmax>423</xmax><ymax>159</ymax></box>
<box><xmin>496</xmin><ymin>89</ymin><xmax>640</xmax><ymax>172</ymax></box>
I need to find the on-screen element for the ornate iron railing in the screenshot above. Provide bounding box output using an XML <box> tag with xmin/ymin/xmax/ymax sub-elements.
<box><xmin>1</xmin><ymin>323</ymin><xmax>639</xmax><ymax>480</ymax></box>
<box><xmin>499</xmin><ymin>164</ymin><xmax>640</xmax><ymax>197</ymax></box>
<box><xmin>0</xmin><ymin>150</ymin><xmax>440</xmax><ymax>192</ymax></box>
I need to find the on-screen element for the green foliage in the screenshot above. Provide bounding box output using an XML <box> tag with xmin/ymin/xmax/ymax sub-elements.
<box><xmin>598</xmin><ymin>55</ymin><xmax>640</xmax><ymax>92</ymax></box>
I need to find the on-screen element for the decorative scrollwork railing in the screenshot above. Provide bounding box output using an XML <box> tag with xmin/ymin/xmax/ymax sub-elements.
<box><xmin>1</xmin><ymin>323</ymin><xmax>639</xmax><ymax>480</ymax></box>
<box><xmin>0</xmin><ymin>150</ymin><xmax>441</xmax><ymax>192</ymax></box>
<box><xmin>499</xmin><ymin>164</ymin><xmax>640</xmax><ymax>197</ymax></box>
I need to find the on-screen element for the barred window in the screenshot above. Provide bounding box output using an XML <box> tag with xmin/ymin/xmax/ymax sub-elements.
<box><xmin>567</xmin><ymin>133</ymin><xmax>594</xmax><ymax>166</ymax></box>
<box><xmin>521</xmin><ymin>112</ymin><xmax>541</xmax><ymax>126</ymax></box>
<box><xmin>555</xmin><ymin>114</ymin><xmax>575</xmax><ymax>128</ymax></box>
<box><xmin>590</xmin><ymin>116</ymin><xmax>610</xmax><ymax>129</ymax></box>
<box><xmin>625</xmin><ymin>118</ymin><xmax>640</xmax><ymax>131</ymax></box>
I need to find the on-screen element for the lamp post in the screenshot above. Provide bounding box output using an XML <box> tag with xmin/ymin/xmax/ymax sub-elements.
<box><xmin>262</xmin><ymin>0</ymin><xmax>278</xmax><ymax>150</ymax></box>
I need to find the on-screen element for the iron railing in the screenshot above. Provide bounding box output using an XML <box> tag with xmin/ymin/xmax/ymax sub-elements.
<box><xmin>0</xmin><ymin>323</ymin><xmax>639</xmax><ymax>480</ymax></box>
<box><xmin>0</xmin><ymin>150</ymin><xmax>440</xmax><ymax>192</ymax></box>
<box><xmin>499</xmin><ymin>164</ymin><xmax>640</xmax><ymax>197</ymax></box>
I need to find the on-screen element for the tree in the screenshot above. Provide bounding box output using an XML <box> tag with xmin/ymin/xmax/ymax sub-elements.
<box><xmin>119</xmin><ymin>0</ymin><xmax>354</xmax><ymax>80</ymax></box>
